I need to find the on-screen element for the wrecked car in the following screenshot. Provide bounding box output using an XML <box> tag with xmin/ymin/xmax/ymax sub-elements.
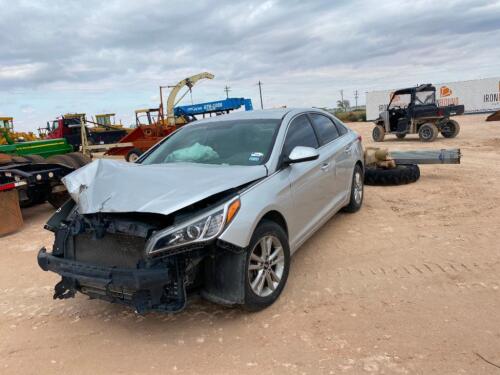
<box><xmin>38</xmin><ymin>108</ymin><xmax>364</xmax><ymax>313</ymax></box>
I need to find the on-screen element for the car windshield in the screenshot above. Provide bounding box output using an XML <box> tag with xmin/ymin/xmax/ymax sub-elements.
<box><xmin>141</xmin><ymin>119</ymin><xmax>280</xmax><ymax>166</ymax></box>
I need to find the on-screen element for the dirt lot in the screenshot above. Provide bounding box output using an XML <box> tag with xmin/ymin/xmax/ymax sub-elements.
<box><xmin>1</xmin><ymin>114</ymin><xmax>499</xmax><ymax>374</ymax></box>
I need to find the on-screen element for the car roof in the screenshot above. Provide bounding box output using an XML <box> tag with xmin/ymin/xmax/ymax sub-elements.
<box><xmin>191</xmin><ymin>107</ymin><xmax>330</xmax><ymax>125</ymax></box>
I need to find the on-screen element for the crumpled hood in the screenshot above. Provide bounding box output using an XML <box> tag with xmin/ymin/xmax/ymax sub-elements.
<box><xmin>62</xmin><ymin>159</ymin><xmax>267</xmax><ymax>215</ymax></box>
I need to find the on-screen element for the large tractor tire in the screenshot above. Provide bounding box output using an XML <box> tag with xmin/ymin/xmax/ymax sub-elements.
<box><xmin>418</xmin><ymin>123</ymin><xmax>438</xmax><ymax>142</ymax></box>
<box><xmin>372</xmin><ymin>125</ymin><xmax>386</xmax><ymax>142</ymax></box>
<box><xmin>440</xmin><ymin>119</ymin><xmax>460</xmax><ymax>138</ymax></box>
<box><xmin>66</xmin><ymin>152</ymin><xmax>91</xmax><ymax>167</ymax></box>
<box><xmin>46</xmin><ymin>154</ymin><xmax>80</xmax><ymax>169</ymax></box>
<box><xmin>23</xmin><ymin>154</ymin><xmax>46</xmax><ymax>164</ymax></box>
<box><xmin>11</xmin><ymin>156</ymin><xmax>30</xmax><ymax>164</ymax></box>
<box><xmin>364</xmin><ymin>164</ymin><xmax>420</xmax><ymax>186</ymax></box>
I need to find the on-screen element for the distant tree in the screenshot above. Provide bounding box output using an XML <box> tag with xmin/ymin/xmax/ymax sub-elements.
<box><xmin>336</xmin><ymin>99</ymin><xmax>350</xmax><ymax>112</ymax></box>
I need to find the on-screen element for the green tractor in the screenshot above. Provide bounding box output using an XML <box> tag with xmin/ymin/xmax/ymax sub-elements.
<box><xmin>0</xmin><ymin>117</ymin><xmax>73</xmax><ymax>160</ymax></box>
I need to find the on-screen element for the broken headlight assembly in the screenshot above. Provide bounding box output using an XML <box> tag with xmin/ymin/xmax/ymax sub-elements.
<box><xmin>145</xmin><ymin>197</ymin><xmax>240</xmax><ymax>256</ymax></box>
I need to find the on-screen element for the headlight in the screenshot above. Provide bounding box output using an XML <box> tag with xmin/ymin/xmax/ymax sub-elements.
<box><xmin>145</xmin><ymin>197</ymin><xmax>240</xmax><ymax>256</ymax></box>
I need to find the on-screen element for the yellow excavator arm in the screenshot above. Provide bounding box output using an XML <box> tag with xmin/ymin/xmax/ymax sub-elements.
<box><xmin>165</xmin><ymin>72</ymin><xmax>215</xmax><ymax>126</ymax></box>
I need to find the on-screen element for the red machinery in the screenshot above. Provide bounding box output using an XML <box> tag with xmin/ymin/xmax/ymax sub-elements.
<box><xmin>105</xmin><ymin>72</ymin><xmax>215</xmax><ymax>162</ymax></box>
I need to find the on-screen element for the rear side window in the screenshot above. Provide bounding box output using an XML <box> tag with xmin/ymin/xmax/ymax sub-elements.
<box><xmin>283</xmin><ymin>115</ymin><xmax>319</xmax><ymax>156</ymax></box>
<box><xmin>309</xmin><ymin>113</ymin><xmax>340</xmax><ymax>145</ymax></box>
<box><xmin>333</xmin><ymin>117</ymin><xmax>348</xmax><ymax>135</ymax></box>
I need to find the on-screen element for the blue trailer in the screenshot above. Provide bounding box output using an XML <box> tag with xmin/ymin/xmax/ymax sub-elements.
<box><xmin>174</xmin><ymin>97</ymin><xmax>253</xmax><ymax>118</ymax></box>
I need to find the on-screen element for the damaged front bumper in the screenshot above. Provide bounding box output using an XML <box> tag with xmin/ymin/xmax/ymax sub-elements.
<box><xmin>37</xmin><ymin>247</ymin><xmax>186</xmax><ymax>314</ymax></box>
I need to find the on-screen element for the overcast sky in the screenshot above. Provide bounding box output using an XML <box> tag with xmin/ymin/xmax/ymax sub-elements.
<box><xmin>1</xmin><ymin>0</ymin><xmax>499</xmax><ymax>131</ymax></box>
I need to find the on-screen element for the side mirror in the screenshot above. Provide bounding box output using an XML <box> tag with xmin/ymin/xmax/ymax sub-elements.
<box><xmin>285</xmin><ymin>146</ymin><xmax>319</xmax><ymax>165</ymax></box>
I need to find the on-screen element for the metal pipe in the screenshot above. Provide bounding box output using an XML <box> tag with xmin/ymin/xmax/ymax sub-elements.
<box><xmin>390</xmin><ymin>149</ymin><xmax>461</xmax><ymax>164</ymax></box>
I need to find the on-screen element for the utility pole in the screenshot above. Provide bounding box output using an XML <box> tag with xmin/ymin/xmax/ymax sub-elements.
<box><xmin>354</xmin><ymin>90</ymin><xmax>359</xmax><ymax>110</ymax></box>
<box><xmin>224</xmin><ymin>85</ymin><xmax>231</xmax><ymax>99</ymax></box>
<box><xmin>340</xmin><ymin>89</ymin><xmax>344</xmax><ymax>111</ymax></box>
<box><xmin>258</xmin><ymin>81</ymin><xmax>264</xmax><ymax>109</ymax></box>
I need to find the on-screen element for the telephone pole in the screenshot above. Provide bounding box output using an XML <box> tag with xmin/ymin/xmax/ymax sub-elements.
<box><xmin>354</xmin><ymin>90</ymin><xmax>359</xmax><ymax>109</ymax></box>
<box><xmin>224</xmin><ymin>85</ymin><xmax>231</xmax><ymax>99</ymax></box>
<box><xmin>258</xmin><ymin>81</ymin><xmax>264</xmax><ymax>109</ymax></box>
<box><xmin>340</xmin><ymin>89</ymin><xmax>344</xmax><ymax>111</ymax></box>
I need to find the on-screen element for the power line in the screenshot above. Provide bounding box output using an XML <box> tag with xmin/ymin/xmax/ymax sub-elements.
<box><xmin>224</xmin><ymin>85</ymin><xmax>231</xmax><ymax>99</ymax></box>
<box><xmin>257</xmin><ymin>81</ymin><xmax>264</xmax><ymax>109</ymax></box>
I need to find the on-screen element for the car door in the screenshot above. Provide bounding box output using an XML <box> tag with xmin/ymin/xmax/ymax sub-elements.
<box><xmin>281</xmin><ymin>114</ymin><xmax>333</xmax><ymax>248</ymax></box>
<box><xmin>309</xmin><ymin>113</ymin><xmax>352</xmax><ymax>208</ymax></box>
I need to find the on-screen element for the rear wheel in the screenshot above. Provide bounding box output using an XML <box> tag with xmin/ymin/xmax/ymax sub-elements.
<box><xmin>440</xmin><ymin>119</ymin><xmax>460</xmax><ymax>138</ymax></box>
<box><xmin>418</xmin><ymin>123</ymin><xmax>438</xmax><ymax>142</ymax></box>
<box><xmin>243</xmin><ymin>220</ymin><xmax>290</xmax><ymax>311</ymax></box>
<box><xmin>372</xmin><ymin>125</ymin><xmax>385</xmax><ymax>142</ymax></box>
<box><xmin>126</xmin><ymin>148</ymin><xmax>142</xmax><ymax>162</ymax></box>
<box><xmin>343</xmin><ymin>164</ymin><xmax>364</xmax><ymax>213</ymax></box>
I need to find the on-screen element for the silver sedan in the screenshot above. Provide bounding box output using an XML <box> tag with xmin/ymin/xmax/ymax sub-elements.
<box><xmin>38</xmin><ymin>108</ymin><xmax>364</xmax><ymax>313</ymax></box>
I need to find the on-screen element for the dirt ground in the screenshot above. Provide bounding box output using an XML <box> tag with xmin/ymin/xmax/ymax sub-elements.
<box><xmin>1</xmin><ymin>114</ymin><xmax>499</xmax><ymax>374</ymax></box>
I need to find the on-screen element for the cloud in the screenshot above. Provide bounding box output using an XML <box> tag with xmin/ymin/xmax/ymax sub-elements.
<box><xmin>0</xmin><ymin>0</ymin><xmax>499</xmax><ymax>130</ymax></box>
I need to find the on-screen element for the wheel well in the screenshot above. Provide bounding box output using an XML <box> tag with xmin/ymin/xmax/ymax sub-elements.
<box><xmin>259</xmin><ymin>210</ymin><xmax>288</xmax><ymax>237</ymax></box>
<box><xmin>355</xmin><ymin>160</ymin><xmax>363</xmax><ymax>172</ymax></box>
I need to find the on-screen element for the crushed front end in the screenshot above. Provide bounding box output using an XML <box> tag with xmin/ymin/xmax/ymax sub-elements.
<box><xmin>38</xmin><ymin>195</ymin><xmax>243</xmax><ymax>314</ymax></box>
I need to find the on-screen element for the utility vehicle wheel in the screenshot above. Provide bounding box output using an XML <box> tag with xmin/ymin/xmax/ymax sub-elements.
<box><xmin>46</xmin><ymin>154</ymin><xmax>80</xmax><ymax>170</ymax></box>
<box><xmin>396</xmin><ymin>133</ymin><xmax>407</xmax><ymax>139</ymax></box>
<box><xmin>343</xmin><ymin>164</ymin><xmax>364</xmax><ymax>213</ymax></box>
<box><xmin>126</xmin><ymin>148</ymin><xmax>142</xmax><ymax>162</ymax></box>
<box><xmin>372</xmin><ymin>125</ymin><xmax>385</xmax><ymax>142</ymax></box>
<box><xmin>66</xmin><ymin>152</ymin><xmax>91</xmax><ymax>167</ymax></box>
<box><xmin>23</xmin><ymin>154</ymin><xmax>46</xmax><ymax>164</ymax></box>
<box><xmin>364</xmin><ymin>164</ymin><xmax>420</xmax><ymax>186</ymax></box>
<box><xmin>47</xmin><ymin>191</ymin><xmax>70</xmax><ymax>209</ymax></box>
<box><xmin>440</xmin><ymin>120</ymin><xmax>460</xmax><ymax>138</ymax></box>
<box><xmin>418</xmin><ymin>123</ymin><xmax>438</xmax><ymax>142</ymax></box>
<box><xmin>243</xmin><ymin>220</ymin><xmax>290</xmax><ymax>311</ymax></box>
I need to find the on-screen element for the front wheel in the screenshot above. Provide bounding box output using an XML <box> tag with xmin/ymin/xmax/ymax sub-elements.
<box><xmin>418</xmin><ymin>123</ymin><xmax>438</xmax><ymax>142</ymax></box>
<box><xmin>372</xmin><ymin>125</ymin><xmax>385</xmax><ymax>142</ymax></box>
<box><xmin>244</xmin><ymin>220</ymin><xmax>290</xmax><ymax>311</ymax></box>
<box><xmin>343</xmin><ymin>164</ymin><xmax>364</xmax><ymax>213</ymax></box>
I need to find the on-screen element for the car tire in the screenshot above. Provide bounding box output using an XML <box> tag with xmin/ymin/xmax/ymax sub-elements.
<box><xmin>243</xmin><ymin>220</ymin><xmax>290</xmax><ymax>311</ymax></box>
<box><xmin>342</xmin><ymin>164</ymin><xmax>364</xmax><ymax>213</ymax></box>
<box><xmin>418</xmin><ymin>123</ymin><xmax>438</xmax><ymax>142</ymax></box>
<box><xmin>396</xmin><ymin>133</ymin><xmax>406</xmax><ymax>139</ymax></box>
<box><xmin>372</xmin><ymin>125</ymin><xmax>385</xmax><ymax>142</ymax></box>
<box><xmin>364</xmin><ymin>164</ymin><xmax>420</xmax><ymax>186</ymax></box>
<box><xmin>440</xmin><ymin>119</ymin><xmax>460</xmax><ymax>138</ymax></box>
<box><xmin>126</xmin><ymin>148</ymin><xmax>142</xmax><ymax>162</ymax></box>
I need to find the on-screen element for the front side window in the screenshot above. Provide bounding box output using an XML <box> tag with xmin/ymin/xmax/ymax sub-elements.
<box><xmin>283</xmin><ymin>115</ymin><xmax>319</xmax><ymax>156</ymax></box>
<box><xmin>309</xmin><ymin>113</ymin><xmax>340</xmax><ymax>146</ymax></box>
<box><xmin>142</xmin><ymin>119</ymin><xmax>280</xmax><ymax>166</ymax></box>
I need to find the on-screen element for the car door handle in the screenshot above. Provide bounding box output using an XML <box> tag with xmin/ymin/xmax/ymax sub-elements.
<box><xmin>344</xmin><ymin>146</ymin><xmax>352</xmax><ymax>154</ymax></box>
<box><xmin>320</xmin><ymin>163</ymin><xmax>329</xmax><ymax>171</ymax></box>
